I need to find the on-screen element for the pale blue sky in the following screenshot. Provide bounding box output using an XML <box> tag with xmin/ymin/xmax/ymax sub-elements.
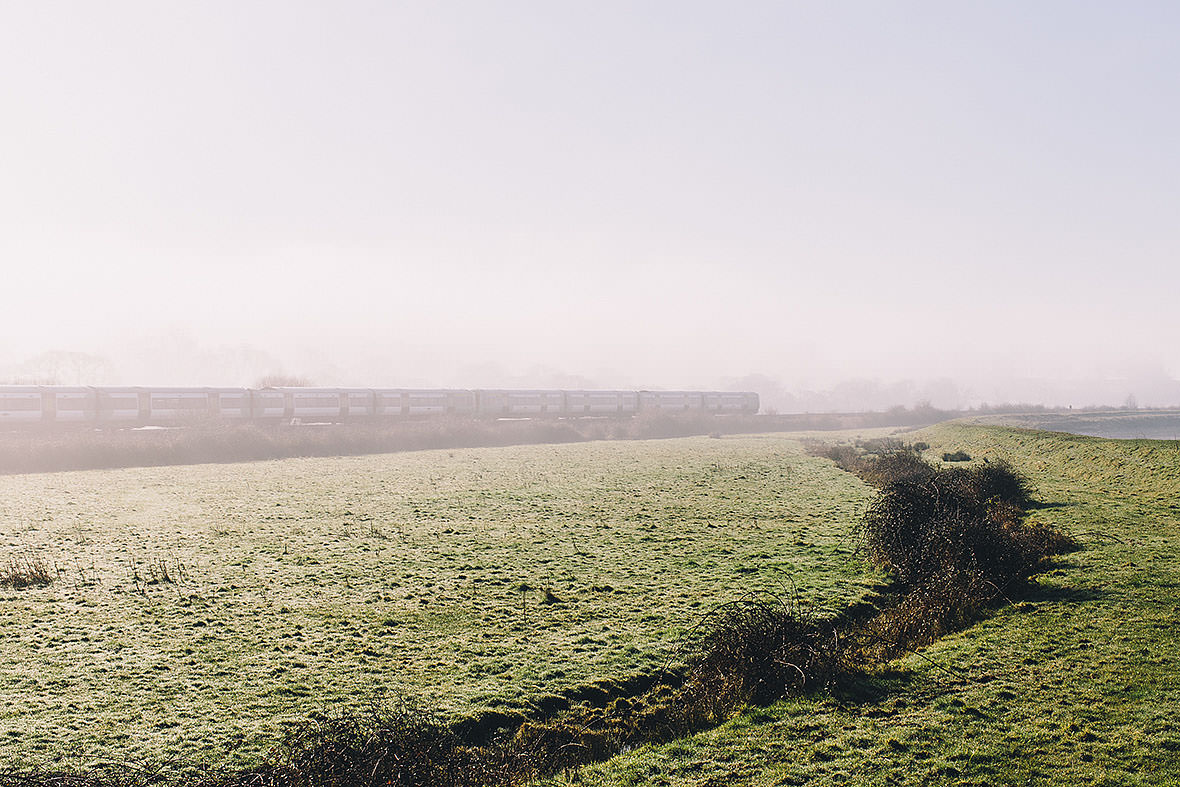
<box><xmin>2</xmin><ymin>2</ymin><xmax>1177</xmax><ymax>401</ymax></box>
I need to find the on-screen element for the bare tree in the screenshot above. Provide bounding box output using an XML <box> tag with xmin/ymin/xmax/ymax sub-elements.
<box><xmin>255</xmin><ymin>373</ymin><xmax>313</xmax><ymax>388</ymax></box>
<box><xmin>16</xmin><ymin>351</ymin><xmax>115</xmax><ymax>385</ymax></box>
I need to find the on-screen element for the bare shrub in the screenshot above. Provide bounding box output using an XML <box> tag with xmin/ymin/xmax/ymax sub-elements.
<box><xmin>683</xmin><ymin>593</ymin><xmax>841</xmax><ymax>707</ymax></box>
<box><xmin>802</xmin><ymin>441</ymin><xmax>865</xmax><ymax>475</ymax></box>
<box><xmin>856</xmin><ymin>566</ymin><xmax>992</xmax><ymax>659</ymax></box>
<box><xmin>856</xmin><ymin>437</ymin><xmax>908</xmax><ymax>455</ymax></box>
<box><xmin>973</xmin><ymin>459</ymin><xmax>1036</xmax><ymax>509</ymax></box>
<box><xmin>857</xmin><ymin>450</ymin><xmax>936</xmax><ymax>488</ymax></box>
<box><xmin>806</xmin><ymin>440</ymin><xmax>933</xmax><ymax>484</ymax></box>
<box><xmin>859</xmin><ymin>459</ymin><xmax>1076</xmax><ymax>648</ymax></box>
<box><xmin>862</xmin><ymin>466</ymin><xmax>1057</xmax><ymax>591</ymax></box>
<box><xmin>255</xmin><ymin>374</ymin><xmax>313</xmax><ymax>388</ymax></box>
<box><xmin>262</xmin><ymin>702</ymin><xmax>514</xmax><ymax>787</ymax></box>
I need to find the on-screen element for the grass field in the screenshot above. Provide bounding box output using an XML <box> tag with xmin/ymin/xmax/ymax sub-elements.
<box><xmin>547</xmin><ymin>423</ymin><xmax>1180</xmax><ymax>786</ymax></box>
<box><xmin>0</xmin><ymin>433</ymin><xmax>880</xmax><ymax>773</ymax></box>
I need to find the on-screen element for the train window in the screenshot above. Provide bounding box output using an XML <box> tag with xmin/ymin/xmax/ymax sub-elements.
<box><xmin>0</xmin><ymin>398</ymin><xmax>39</xmax><ymax>410</ymax></box>
<box><xmin>295</xmin><ymin>397</ymin><xmax>340</xmax><ymax>408</ymax></box>
<box><xmin>152</xmin><ymin>398</ymin><xmax>208</xmax><ymax>409</ymax></box>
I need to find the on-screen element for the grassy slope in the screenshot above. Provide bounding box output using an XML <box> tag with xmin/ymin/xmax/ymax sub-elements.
<box><xmin>0</xmin><ymin>434</ymin><xmax>878</xmax><ymax>773</ymax></box>
<box><xmin>969</xmin><ymin>410</ymin><xmax>1180</xmax><ymax>441</ymax></box>
<box><xmin>550</xmin><ymin>424</ymin><xmax>1180</xmax><ymax>786</ymax></box>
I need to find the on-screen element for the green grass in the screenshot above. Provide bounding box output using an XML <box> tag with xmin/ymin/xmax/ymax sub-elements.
<box><xmin>545</xmin><ymin>423</ymin><xmax>1180</xmax><ymax>786</ymax></box>
<box><xmin>0</xmin><ymin>434</ymin><xmax>880</xmax><ymax>773</ymax></box>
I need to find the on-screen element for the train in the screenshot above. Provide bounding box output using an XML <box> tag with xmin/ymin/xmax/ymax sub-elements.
<box><xmin>0</xmin><ymin>386</ymin><xmax>759</xmax><ymax>427</ymax></box>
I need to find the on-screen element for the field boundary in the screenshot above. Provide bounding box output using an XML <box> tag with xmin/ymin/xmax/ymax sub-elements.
<box><xmin>0</xmin><ymin>411</ymin><xmax>950</xmax><ymax>475</ymax></box>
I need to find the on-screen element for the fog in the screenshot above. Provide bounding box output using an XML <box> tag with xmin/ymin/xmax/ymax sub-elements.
<box><xmin>3</xmin><ymin>2</ymin><xmax>1178</xmax><ymax>410</ymax></box>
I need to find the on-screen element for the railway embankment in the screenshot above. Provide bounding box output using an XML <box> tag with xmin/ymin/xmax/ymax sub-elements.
<box><xmin>0</xmin><ymin>409</ymin><xmax>948</xmax><ymax>474</ymax></box>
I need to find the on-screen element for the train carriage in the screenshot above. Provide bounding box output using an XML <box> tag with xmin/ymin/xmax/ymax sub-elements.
<box><xmin>46</xmin><ymin>387</ymin><xmax>99</xmax><ymax>423</ymax></box>
<box><xmin>268</xmin><ymin>387</ymin><xmax>347</xmax><ymax>421</ymax></box>
<box><xmin>412</xmin><ymin>389</ymin><xmax>476</xmax><ymax>416</ymax></box>
<box><xmin>372</xmin><ymin>389</ymin><xmax>408</xmax><ymax>417</ymax></box>
<box><xmin>727</xmin><ymin>392</ymin><xmax>760</xmax><ymax>414</ymax></box>
<box><xmin>250</xmin><ymin>389</ymin><xmax>287</xmax><ymax>420</ymax></box>
<box><xmin>639</xmin><ymin>390</ymin><xmax>705</xmax><ymax>412</ymax></box>
<box><xmin>0</xmin><ymin>386</ymin><xmax>43</xmax><ymax>424</ymax></box>
<box><xmin>344</xmin><ymin>389</ymin><xmax>376</xmax><ymax>418</ymax></box>
<box><xmin>144</xmin><ymin>388</ymin><xmax>256</xmax><ymax>422</ymax></box>
<box><xmin>563</xmin><ymin>390</ymin><xmax>639</xmax><ymax>415</ymax></box>
<box><xmin>214</xmin><ymin>388</ymin><xmax>253</xmax><ymax>419</ymax></box>
<box><xmin>370</xmin><ymin>389</ymin><xmax>477</xmax><ymax>417</ymax></box>
<box><xmin>97</xmin><ymin>387</ymin><xmax>146</xmax><ymax>423</ymax></box>
<box><xmin>476</xmin><ymin>389</ymin><xmax>564</xmax><ymax>416</ymax></box>
<box><xmin>146</xmin><ymin>388</ymin><xmax>210</xmax><ymax>422</ymax></box>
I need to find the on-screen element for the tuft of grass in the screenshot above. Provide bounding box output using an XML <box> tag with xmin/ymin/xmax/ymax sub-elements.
<box><xmin>1</xmin><ymin>549</ymin><xmax>53</xmax><ymax>589</ymax></box>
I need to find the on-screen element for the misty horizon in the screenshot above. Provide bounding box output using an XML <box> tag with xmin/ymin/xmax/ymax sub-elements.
<box><xmin>3</xmin><ymin>3</ymin><xmax>1177</xmax><ymax>412</ymax></box>
<box><xmin>3</xmin><ymin>341</ymin><xmax>1178</xmax><ymax>413</ymax></box>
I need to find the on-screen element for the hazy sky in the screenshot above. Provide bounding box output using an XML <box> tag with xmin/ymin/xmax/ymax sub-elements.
<box><xmin>2</xmin><ymin>2</ymin><xmax>1178</xmax><ymax>402</ymax></box>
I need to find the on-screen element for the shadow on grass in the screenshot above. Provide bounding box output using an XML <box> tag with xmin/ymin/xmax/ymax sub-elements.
<box><xmin>1022</xmin><ymin>583</ymin><xmax>1106</xmax><ymax>604</ymax></box>
<box><xmin>1025</xmin><ymin>500</ymin><xmax>1075</xmax><ymax>510</ymax></box>
<box><xmin>830</xmin><ymin>668</ymin><xmax>914</xmax><ymax>706</ymax></box>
